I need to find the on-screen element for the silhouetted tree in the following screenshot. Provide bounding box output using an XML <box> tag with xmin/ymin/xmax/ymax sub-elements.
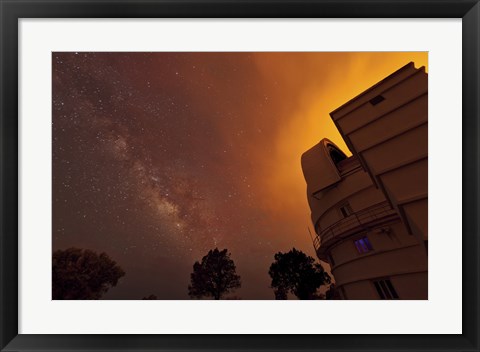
<box><xmin>274</xmin><ymin>286</ymin><xmax>288</xmax><ymax>300</ymax></box>
<box><xmin>52</xmin><ymin>248</ymin><xmax>125</xmax><ymax>299</ymax></box>
<box><xmin>269</xmin><ymin>248</ymin><xmax>331</xmax><ymax>300</ymax></box>
<box><xmin>188</xmin><ymin>248</ymin><xmax>241</xmax><ymax>300</ymax></box>
<box><xmin>142</xmin><ymin>294</ymin><xmax>158</xmax><ymax>300</ymax></box>
<box><xmin>325</xmin><ymin>284</ymin><xmax>341</xmax><ymax>300</ymax></box>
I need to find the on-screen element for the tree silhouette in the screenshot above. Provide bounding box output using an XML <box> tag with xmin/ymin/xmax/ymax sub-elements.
<box><xmin>325</xmin><ymin>284</ymin><xmax>341</xmax><ymax>300</ymax></box>
<box><xmin>188</xmin><ymin>248</ymin><xmax>241</xmax><ymax>300</ymax></box>
<box><xmin>52</xmin><ymin>248</ymin><xmax>125</xmax><ymax>299</ymax></box>
<box><xmin>269</xmin><ymin>248</ymin><xmax>331</xmax><ymax>300</ymax></box>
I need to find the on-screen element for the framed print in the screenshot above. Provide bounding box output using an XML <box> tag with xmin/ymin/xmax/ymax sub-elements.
<box><xmin>1</xmin><ymin>0</ymin><xmax>479</xmax><ymax>351</ymax></box>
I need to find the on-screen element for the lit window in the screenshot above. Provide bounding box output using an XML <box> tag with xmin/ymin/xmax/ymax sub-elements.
<box><xmin>373</xmin><ymin>279</ymin><xmax>399</xmax><ymax>299</ymax></box>
<box><xmin>339</xmin><ymin>203</ymin><xmax>353</xmax><ymax>218</ymax></box>
<box><xmin>354</xmin><ymin>236</ymin><xmax>373</xmax><ymax>253</ymax></box>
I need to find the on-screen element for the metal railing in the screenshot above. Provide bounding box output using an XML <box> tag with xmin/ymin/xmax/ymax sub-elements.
<box><xmin>313</xmin><ymin>201</ymin><xmax>397</xmax><ymax>251</ymax></box>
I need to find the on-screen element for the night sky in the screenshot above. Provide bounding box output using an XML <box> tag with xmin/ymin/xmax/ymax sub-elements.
<box><xmin>52</xmin><ymin>52</ymin><xmax>428</xmax><ymax>299</ymax></box>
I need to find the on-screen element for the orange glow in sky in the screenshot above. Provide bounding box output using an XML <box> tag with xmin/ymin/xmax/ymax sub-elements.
<box><xmin>249</xmin><ymin>52</ymin><xmax>428</xmax><ymax>244</ymax></box>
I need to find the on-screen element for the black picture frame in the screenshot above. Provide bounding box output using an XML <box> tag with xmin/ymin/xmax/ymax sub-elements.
<box><xmin>1</xmin><ymin>1</ymin><xmax>478</xmax><ymax>351</ymax></box>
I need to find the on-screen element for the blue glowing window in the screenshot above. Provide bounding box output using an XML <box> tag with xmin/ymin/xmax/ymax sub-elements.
<box><xmin>354</xmin><ymin>237</ymin><xmax>373</xmax><ymax>253</ymax></box>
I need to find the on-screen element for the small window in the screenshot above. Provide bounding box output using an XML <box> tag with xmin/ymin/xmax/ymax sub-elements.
<box><xmin>354</xmin><ymin>236</ymin><xmax>373</xmax><ymax>253</ymax></box>
<box><xmin>369</xmin><ymin>95</ymin><xmax>385</xmax><ymax>106</ymax></box>
<box><xmin>339</xmin><ymin>203</ymin><xmax>353</xmax><ymax>218</ymax></box>
<box><xmin>373</xmin><ymin>279</ymin><xmax>399</xmax><ymax>299</ymax></box>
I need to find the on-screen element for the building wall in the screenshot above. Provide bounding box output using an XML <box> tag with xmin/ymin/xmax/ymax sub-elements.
<box><xmin>341</xmin><ymin>270</ymin><xmax>427</xmax><ymax>300</ymax></box>
<box><xmin>330</xmin><ymin>62</ymin><xmax>428</xmax><ymax>243</ymax></box>
<box><xmin>301</xmin><ymin>63</ymin><xmax>428</xmax><ymax>300</ymax></box>
<box><xmin>309</xmin><ymin>168</ymin><xmax>386</xmax><ymax>232</ymax></box>
<box><xmin>391</xmin><ymin>271</ymin><xmax>428</xmax><ymax>300</ymax></box>
<box><xmin>327</xmin><ymin>215</ymin><xmax>427</xmax><ymax>299</ymax></box>
<box><xmin>302</xmin><ymin>142</ymin><xmax>428</xmax><ymax>299</ymax></box>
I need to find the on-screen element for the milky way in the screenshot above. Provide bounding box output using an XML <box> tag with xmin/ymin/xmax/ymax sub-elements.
<box><xmin>52</xmin><ymin>52</ymin><xmax>428</xmax><ymax>299</ymax></box>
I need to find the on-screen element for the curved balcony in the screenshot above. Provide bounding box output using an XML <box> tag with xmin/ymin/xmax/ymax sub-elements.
<box><xmin>313</xmin><ymin>201</ymin><xmax>398</xmax><ymax>252</ymax></box>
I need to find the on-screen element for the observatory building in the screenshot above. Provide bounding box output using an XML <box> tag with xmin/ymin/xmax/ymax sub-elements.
<box><xmin>301</xmin><ymin>62</ymin><xmax>428</xmax><ymax>299</ymax></box>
